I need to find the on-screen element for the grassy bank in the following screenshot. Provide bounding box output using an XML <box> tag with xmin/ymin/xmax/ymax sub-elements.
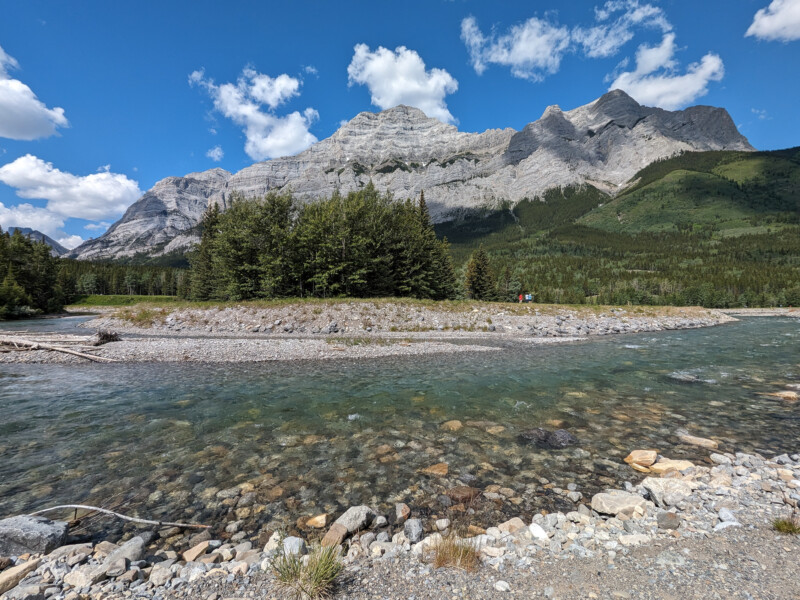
<box><xmin>67</xmin><ymin>294</ymin><xmax>180</xmax><ymax>307</ymax></box>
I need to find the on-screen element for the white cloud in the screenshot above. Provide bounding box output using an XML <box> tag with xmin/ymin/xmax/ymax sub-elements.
<box><xmin>347</xmin><ymin>44</ymin><xmax>458</xmax><ymax>123</ymax></box>
<box><xmin>56</xmin><ymin>234</ymin><xmax>84</xmax><ymax>249</ymax></box>
<box><xmin>84</xmin><ymin>221</ymin><xmax>110</xmax><ymax>231</ymax></box>
<box><xmin>190</xmin><ymin>68</ymin><xmax>318</xmax><ymax>161</ymax></box>
<box><xmin>746</xmin><ymin>0</ymin><xmax>800</xmax><ymax>41</ymax></box>
<box><xmin>206</xmin><ymin>145</ymin><xmax>224</xmax><ymax>162</ymax></box>
<box><xmin>0</xmin><ymin>201</ymin><xmax>65</xmax><ymax>237</ymax></box>
<box><xmin>608</xmin><ymin>33</ymin><xmax>724</xmax><ymax>110</ymax></box>
<box><xmin>574</xmin><ymin>1</ymin><xmax>671</xmax><ymax>58</ymax></box>
<box><xmin>0</xmin><ymin>154</ymin><xmax>141</xmax><ymax>221</ymax></box>
<box><xmin>0</xmin><ymin>44</ymin><xmax>69</xmax><ymax>140</ymax></box>
<box><xmin>304</xmin><ymin>65</ymin><xmax>319</xmax><ymax>76</ymax></box>
<box><xmin>751</xmin><ymin>108</ymin><xmax>770</xmax><ymax>120</ymax></box>
<box><xmin>461</xmin><ymin>15</ymin><xmax>571</xmax><ymax>82</ymax></box>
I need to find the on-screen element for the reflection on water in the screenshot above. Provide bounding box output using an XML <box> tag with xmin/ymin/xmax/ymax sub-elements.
<box><xmin>0</xmin><ymin>317</ymin><xmax>798</xmax><ymax>539</ymax></box>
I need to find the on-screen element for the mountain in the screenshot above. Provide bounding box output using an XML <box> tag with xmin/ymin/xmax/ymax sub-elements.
<box><xmin>579</xmin><ymin>147</ymin><xmax>800</xmax><ymax>233</ymax></box>
<box><xmin>6</xmin><ymin>227</ymin><xmax>68</xmax><ymax>256</ymax></box>
<box><xmin>69</xmin><ymin>90</ymin><xmax>753</xmax><ymax>261</ymax></box>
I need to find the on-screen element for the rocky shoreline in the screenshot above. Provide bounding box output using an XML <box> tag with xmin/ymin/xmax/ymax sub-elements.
<box><xmin>1</xmin><ymin>302</ymin><xmax>737</xmax><ymax>364</ymax></box>
<box><xmin>1</xmin><ymin>443</ymin><xmax>798</xmax><ymax>599</ymax></box>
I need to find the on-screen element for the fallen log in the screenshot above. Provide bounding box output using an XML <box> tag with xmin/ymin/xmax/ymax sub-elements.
<box><xmin>0</xmin><ymin>336</ymin><xmax>119</xmax><ymax>363</ymax></box>
<box><xmin>30</xmin><ymin>504</ymin><xmax>210</xmax><ymax>529</ymax></box>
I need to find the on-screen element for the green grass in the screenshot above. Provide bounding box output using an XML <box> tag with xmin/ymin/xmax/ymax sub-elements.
<box><xmin>773</xmin><ymin>516</ymin><xmax>800</xmax><ymax>535</ymax></box>
<box><xmin>272</xmin><ymin>544</ymin><xmax>343</xmax><ymax>599</ymax></box>
<box><xmin>67</xmin><ymin>294</ymin><xmax>180</xmax><ymax>307</ymax></box>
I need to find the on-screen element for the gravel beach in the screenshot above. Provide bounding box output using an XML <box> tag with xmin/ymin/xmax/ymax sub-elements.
<box><xmin>0</xmin><ymin>301</ymin><xmax>738</xmax><ymax>364</ymax></box>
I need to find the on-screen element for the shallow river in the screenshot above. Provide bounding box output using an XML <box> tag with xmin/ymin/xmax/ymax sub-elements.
<box><xmin>1</xmin><ymin>316</ymin><xmax>798</xmax><ymax>539</ymax></box>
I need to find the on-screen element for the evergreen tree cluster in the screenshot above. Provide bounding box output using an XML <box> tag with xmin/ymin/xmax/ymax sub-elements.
<box><xmin>56</xmin><ymin>260</ymin><xmax>188</xmax><ymax>298</ymax></box>
<box><xmin>188</xmin><ymin>185</ymin><xmax>458</xmax><ymax>301</ymax></box>
<box><xmin>0</xmin><ymin>227</ymin><xmax>65</xmax><ymax>319</ymax></box>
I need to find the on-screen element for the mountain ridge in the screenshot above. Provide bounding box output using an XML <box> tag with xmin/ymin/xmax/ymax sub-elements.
<box><xmin>69</xmin><ymin>90</ymin><xmax>753</xmax><ymax>261</ymax></box>
<box><xmin>5</xmin><ymin>227</ymin><xmax>68</xmax><ymax>256</ymax></box>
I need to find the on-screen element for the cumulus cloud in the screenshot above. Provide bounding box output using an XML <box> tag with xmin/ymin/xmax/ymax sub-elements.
<box><xmin>0</xmin><ymin>154</ymin><xmax>141</xmax><ymax>221</ymax></box>
<box><xmin>0</xmin><ymin>44</ymin><xmax>68</xmax><ymax>140</ymax></box>
<box><xmin>0</xmin><ymin>201</ymin><xmax>65</xmax><ymax>237</ymax></box>
<box><xmin>574</xmin><ymin>1</ymin><xmax>671</xmax><ymax>58</ymax></box>
<box><xmin>461</xmin><ymin>15</ymin><xmax>571</xmax><ymax>82</ymax></box>
<box><xmin>190</xmin><ymin>68</ymin><xmax>318</xmax><ymax>161</ymax></box>
<box><xmin>206</xmin><ymin>145</ymin><xmax>224</xmax><ymax>162</ymax></box>
<box><xmin>347</xmin><ymin>44</ymin><xmax>458</xmax><ymax>123</ymax></box>
<box><xmin>608</xmin><ymin>33</ymin><xmax>724</xmax><ymax>110</ymax></box>
<box><xmin>56</xmin><ymin>234</ymin><xmax>84</xmax><ymax>249</ymax></box>
<box><xmin>746</xmin><ymin>0</ymin><xmax>800</xmax><ymax>41</ymax></box>
<box><xmin>84</xmin><ymin>221</ymin><xmax>110</xmax><ymax>231</ymax></box>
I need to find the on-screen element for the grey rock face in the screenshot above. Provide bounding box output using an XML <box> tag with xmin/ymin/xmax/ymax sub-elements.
<box><xmin>69</xmin><ymin>168</ymin><xmax>231</xmax><ymax>260</ymax></box>
<box><xmin>0</xmin><ymin>516</ymin><xmax>68</xmax><ymax>556</ymax></box>
<box><xmin>69</xmin><ymin>91</ymin><xmax>753</xmax><ymax>260</ymax></box>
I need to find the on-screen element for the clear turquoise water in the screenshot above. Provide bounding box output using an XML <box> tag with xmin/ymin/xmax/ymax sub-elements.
<box><xmin>0</xmin><ymin>317</ymin><xmax>798</xmax><ymax>538</ymax></box>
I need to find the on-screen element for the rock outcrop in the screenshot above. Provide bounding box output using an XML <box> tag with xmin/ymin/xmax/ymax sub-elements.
<box><xmin>69</xmin><ymin>90</ymin><xmax>753</xmax><ymax>260</ymax></box>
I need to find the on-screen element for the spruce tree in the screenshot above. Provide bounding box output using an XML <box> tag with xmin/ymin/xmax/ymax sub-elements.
<box><xmin>464</xmin><ymin>245</ymin><xmax>496</xmax><ymax>300</ymax></box>
<box><xmin>189</xmin><ymin>203</ymin><xmax>220</xmax><ymax>300</ymax></box>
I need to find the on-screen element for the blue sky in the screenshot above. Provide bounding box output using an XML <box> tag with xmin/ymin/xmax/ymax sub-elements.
<box><xmin>0</xmin><ymin>0</ymin><xmax>798</xmax><ymax>247</ymax></box>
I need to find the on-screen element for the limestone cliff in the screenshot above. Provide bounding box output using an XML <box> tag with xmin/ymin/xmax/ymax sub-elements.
<box><xmin>69</xmin><ymin>91</ymin><xmax>752</xmax><ymax>260</ymax></box>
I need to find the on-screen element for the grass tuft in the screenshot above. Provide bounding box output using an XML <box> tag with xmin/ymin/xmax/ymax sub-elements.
<box><xmin>429</xmin><ymin>532</ymin><xmax>481</xmax><ymax>572</ymax></box>
<box><xmin>773</xmin><ymin>515</ymin><xmax>800</xmax><ymax>535</ymax></box>
<box><xmin>272</xmin><ymin>544</ymin><xmax>343</xmax><ymax>599</ymax></box>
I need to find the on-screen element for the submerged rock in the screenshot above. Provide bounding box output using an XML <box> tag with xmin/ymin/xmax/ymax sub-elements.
<box><xmin>519</xmin><ymin>428</ymin><xmax>578</xmax><ymax>449</ymax></box>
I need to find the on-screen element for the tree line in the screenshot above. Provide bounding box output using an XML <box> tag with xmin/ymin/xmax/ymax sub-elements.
<box><xmin>0</xmin><ymin>227</ymin><xmax>65</xmax><ymax>318</ymax></box>
<box><xmin>188</xmin><ymin>185</ymin><xmax>459</xmax><ymax>301</ymax></box>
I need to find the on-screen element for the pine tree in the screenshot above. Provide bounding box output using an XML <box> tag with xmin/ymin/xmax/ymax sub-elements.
<box><xmin>464</xmin><ymin>245</ymin><xmax>496</xmax><ymax>300</ymax></box>
<box><xmin>189</xmin><ymin>203</ymin><xmax>220</xmax><ymax>300</ymax></box>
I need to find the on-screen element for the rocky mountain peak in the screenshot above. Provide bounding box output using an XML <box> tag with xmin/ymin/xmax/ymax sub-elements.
<box><xmin>69</xmin><ymin>92</ymin><xmax>755</xmax><ymax>261</ymax></box>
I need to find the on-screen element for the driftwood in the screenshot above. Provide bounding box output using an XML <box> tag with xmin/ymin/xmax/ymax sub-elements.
<box><xmin>0</xmin><ymin>336</ymin><xmax>119</xmax><ymax>363</ymax></box>
<box><xmin>31</xmin><ymin>504</ymin><xmax>210</xmax><ymax>530</ymax></box>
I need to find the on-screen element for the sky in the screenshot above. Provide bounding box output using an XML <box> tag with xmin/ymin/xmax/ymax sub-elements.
<box><xmin>0</xmin><ymin>0</ymin><xmax>798</xmax><ymax>248</ymax></box>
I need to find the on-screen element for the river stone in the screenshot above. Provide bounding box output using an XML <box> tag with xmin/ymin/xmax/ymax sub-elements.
<box><xmin>3</xmin><ymin>583</ymin><xmax>46</xmax><ymax>600</ymax></box>
<box><xmin>283</xmin><ymin>537</ymin><xmax>307</xmax><ymax>556</ymax></box>
<box><xmin>529</xmin><ymin>523</ymin><xmax>549</xmax><ymax>541</ymax></box>
<box><xmin>498</xmin><ymin>517</ymin><xmax>526</xmax><ymax>534</ymax></box>
<box><xmin>624</xmin><ymin>450</ymin><xmax>658</xmax><ymax>467</ymax></box>
<box><xmin>547</xmin><ymin>429</ymin><xmax>578</xmax><ymax>448</ymax></box>
<box><xmin>306</xmin><ymin>513</ymin><xmax>329</xmax><ymax>529</ymax></box>
<box><xmin>650</xmin><ymin>458</ymin><xmax>694</xmax><ymax>474</ymax></box>
<box><xmin>519</xmin><ymin>428</ymin><xmax>550</xmax><ymax>446</ymax></box>
<box><xmin>676</xmin><ymin>430</ymin><xmax>719</xmax><ymax>449</ymax></box>
<box><xmin>0</xmin><ymin>516</ymin><xmax>68</xmax><ymax>556</ymax></box>
<box><xmin>104</xmin><ymin>536</ymin><xmax>145</xmax><ymax>567</ymax></box>
<box><xmin>404</xmin><ymin>519</ymin><xmax>423</xmax><ymax>543</ymax></box>
<box><xmin>440</xmin><ymin>420</ymin><xmax>463</xmax><ymax>432</ymax></box>
<box><xmin>656</xmin><ymin>511</ymin><xmax>681</xmax><ymax>530</ymax></box>
<box><xmin>395</xmin><ymin>503</ymin><xmax>411</xmax><ymax>524</ymax></box>
<box><xmin>642</xmin><ymin>478</ymin><xmax>694</xmax><ymax>508</ymax></box>
<box><xmin>321</xmin><ymin>524</ymin><xmax>348</xmax><ymax>547</ymax></box>
<box><xmin>334</xmin><ymin>506</ymin><xmax>375</xmax><ymax>533</ymax></box>
<box><xmin>0</xmin><ymin>558</ymin><xmax>41</xmax><ymax>595</ymax></box>
<box><xmin>447</xmin><ymin>486</ymin><xmax>481</xmax><ymax>504</ymax></box>
<box><xmin>591</xmin><ymin>491</ymin><xmax>647</xmax><ymax>516</ymax></box>
<box><xmin>421</xmin><ymin>463</ymin><xmax>449</xmax><ymax>476</ymax></box>
<box><xmin>63</xmin><ymin>563</ymin><xmax>106</xmax><ymax>588</ymax></box>
<box><xmin>148</xmin><ymin>560</ymin><xmax>175</xmax><ymax>587</ymax></box>
<box><xmin>182</xmin><ymin>540</ymin><xmax>209</xmax><ymax>563</ymax></box>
